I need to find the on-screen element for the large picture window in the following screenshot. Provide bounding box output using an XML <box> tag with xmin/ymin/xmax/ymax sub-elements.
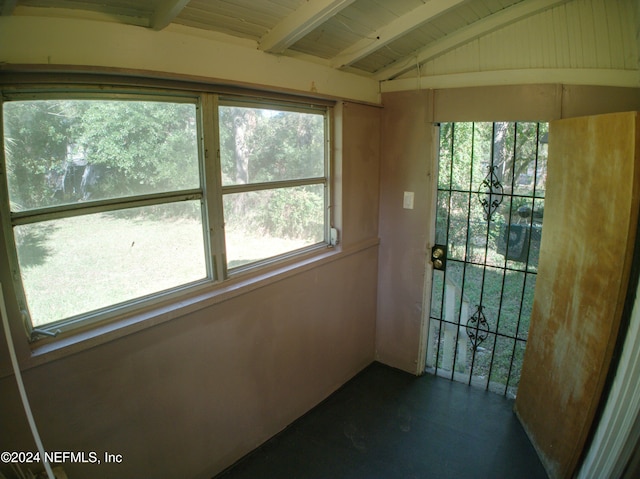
<box><xmin>1</xmin><ymin>90</ymin><xmax>330</xmax><ymax>337</ymax></box>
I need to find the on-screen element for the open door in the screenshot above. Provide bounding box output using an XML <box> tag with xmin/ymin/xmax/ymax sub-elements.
<box><xmin>515</xmin><ymin>112</ymin><xmax>640</xmax><ymax>479</ymax></box>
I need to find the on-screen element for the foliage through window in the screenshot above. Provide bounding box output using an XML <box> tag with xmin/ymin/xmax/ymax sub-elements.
<box><xmin>1</xmin><ymin>92</ymin><xmax>329</xmax><ymax>336</ymax></box>
<box><xmin>219</xmin><ymin>103</ymin><xmax>327</xmax><ymax>269</ymax></box>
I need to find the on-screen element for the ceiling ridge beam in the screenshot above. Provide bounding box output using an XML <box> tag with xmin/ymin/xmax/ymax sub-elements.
<box><xmin>259</xmin><ymin>0</ymin><xmax>357</xmax><ymax>54</ymax></box>
<box><xmin>151</xmin><ymin>0</ymin><xmax>191</xmax><ymax>31</ymax></box>
<box><xmin>374</xmin><ymin>0</ymin><xmax>572</xmax><ymax>81</ymax></box>
<box><xmin>331</xmin><ymin>0</ymin><xmax>468</xmax><ymax>69</ymax></box>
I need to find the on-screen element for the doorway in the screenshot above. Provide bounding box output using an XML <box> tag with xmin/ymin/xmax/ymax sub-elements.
<box><xmin>426</xmin><ymin>121</ymin><xmax>548</xmax><ymax>398</ymax></box>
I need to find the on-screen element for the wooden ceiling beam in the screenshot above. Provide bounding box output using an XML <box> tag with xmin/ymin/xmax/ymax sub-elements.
<box><xmin>259</xmin><ymin>0</ymin><xmax>356</xmax><ymax>54</ymax></box>
<box><xmin>331</xmin><ymin>0</ymin><xmax>467</xmax><ymax>69</ymax></box>
<box><xmin>151</xmin><ymin>0</ymin><xmax>190</xmax><ymax>31</ymax></box>
<box><xmin>374</xmin><ymin>0</ymin><xmax>571</xmax><ymax>81</ymax></box>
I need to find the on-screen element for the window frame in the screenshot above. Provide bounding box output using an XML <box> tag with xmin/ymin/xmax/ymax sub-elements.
<box><xmin>0</xmin><ymin>84</ymin><xmax>333</xmax><ymax>341</ymax></box>
<box><xmin>218</xmin><ymin>96</ymin><xmax>331</xmax><ymax>276</ymax></box>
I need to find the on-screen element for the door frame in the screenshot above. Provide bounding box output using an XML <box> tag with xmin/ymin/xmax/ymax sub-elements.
<box><xmin>416</xmin><ymin>122</ymin><xmax>442</xmax><ymax>375</ymax></box>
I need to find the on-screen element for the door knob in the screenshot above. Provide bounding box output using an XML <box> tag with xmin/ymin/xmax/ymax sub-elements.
<box><xmin>431</xmin><ymin>245</ymin><xmax>447</xmax><ymax>270</ymax></box>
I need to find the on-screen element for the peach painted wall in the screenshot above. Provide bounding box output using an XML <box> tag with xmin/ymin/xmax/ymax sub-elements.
<box><xmin>0</xmin><ymin>101</ymin><xmax>381</xmax><ymax>479</ymax></box>
<box><xmin>376</xmin><ymin>90</ymin><xmax>434</xmax><ymax>374</ymax></box>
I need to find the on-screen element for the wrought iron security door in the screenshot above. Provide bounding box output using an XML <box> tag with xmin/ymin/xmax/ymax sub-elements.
<box><xmin>426</xmin><ymin>122</ymin><xmax>547</xmax><ymax>398</ymax></box>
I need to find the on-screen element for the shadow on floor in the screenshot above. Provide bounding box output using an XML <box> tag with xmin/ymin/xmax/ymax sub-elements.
<box><xmin>214</xmin><ymin>362</ymin><xmax>548</xmax><ymax>479</ymax></box>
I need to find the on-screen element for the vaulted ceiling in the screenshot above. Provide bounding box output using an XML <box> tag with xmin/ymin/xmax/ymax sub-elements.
<box><xmin>0</xmin><ymin>0</ymin><xmax>579</xmax><ymax>81</ymax></box>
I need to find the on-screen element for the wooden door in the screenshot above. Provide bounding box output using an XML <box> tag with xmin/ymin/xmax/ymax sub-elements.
<box><xmin>514</xmin><ymin>111</ymin><xmax>640</xmax><ymax>479</ymax></box>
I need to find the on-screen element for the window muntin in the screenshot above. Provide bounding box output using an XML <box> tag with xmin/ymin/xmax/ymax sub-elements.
<box><xmin>219</xmin><ymin>102</ymin><xmax>328</xmax><ymax>272</ymax></box>
<box><xmin>0</xmin><ymin>90</ymin><xmax>330</xmax><ymax>336</ymax></box>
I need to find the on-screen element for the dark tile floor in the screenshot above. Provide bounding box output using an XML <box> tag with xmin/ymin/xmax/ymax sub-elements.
<box><xmin>215</xmin><ymin>362</ymin><xmax>548</xmax><ymax>479</ymax></box>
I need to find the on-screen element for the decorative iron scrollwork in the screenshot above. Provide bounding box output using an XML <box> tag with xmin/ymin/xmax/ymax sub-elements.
<box><xmin>478</xmin><ymin>166</ymin><xmax>503</xmax><ymax>220</ymax></box>
<box><xmin>466</xmin><ymin>305</ymin><xmax>490</xmax><ymax>349</ymax></box>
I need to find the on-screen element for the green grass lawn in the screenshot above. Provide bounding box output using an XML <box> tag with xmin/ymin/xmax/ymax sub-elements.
<box><xmin>428</xmin><ymin>258</ymin><xmax>537</xmax><ymax>396</ymax></box>
<box><xmin>16</xmin><ymin>212</ymin><xmax>308</xmax><ymax>327</ymax></box>
<box><xmin>225</xmin><ymin>230</ymin><xmax>310</xmax><ymax>269</ymax></box>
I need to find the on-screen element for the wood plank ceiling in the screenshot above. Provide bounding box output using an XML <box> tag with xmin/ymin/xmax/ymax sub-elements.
<box><xmin>0</xmin><ymin>0</ymin><xmax>572</xmax><ymax>80</ymax></box>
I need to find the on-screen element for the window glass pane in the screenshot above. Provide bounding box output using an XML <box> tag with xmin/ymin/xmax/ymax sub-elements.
<box><xmin>15</xmin><ymin>201</ymin><xmax>207</xmax><ymax>326</ymax></box>
<box><xmin>3</xmin><ymin>99</ymin><xmax>199</xmax><ymax>211</ymax></box>
<box><xmin>224</xmin><ymin>185</ymin><xmax>325</xmax><ymax>269</ymax></box>
<box><xmin>219</xmin><ymin>105</ymin><xmax>325</xmax><ymax>186</ymax></box>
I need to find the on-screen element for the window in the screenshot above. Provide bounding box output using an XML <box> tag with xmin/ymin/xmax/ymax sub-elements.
<box><xmin>1</xmin><ymin>89</ymin><xmax>330</xmax><ymax>338</ymax></box>
<box><xmin>219</xmin><ymin>101</ymin><xmax>328</xmax><ymax>270</ymax></box>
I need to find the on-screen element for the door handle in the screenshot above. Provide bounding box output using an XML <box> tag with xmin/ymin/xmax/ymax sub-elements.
<box><xmin>431</xmin><ymin>244</ymin><xmax>447</xmax><ymax>271</ymax></box>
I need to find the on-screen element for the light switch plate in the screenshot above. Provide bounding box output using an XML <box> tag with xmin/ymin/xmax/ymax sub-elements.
<box><xmin>403</xmin><ymin>191</ymin><xmax>414</xmax><ymax>209</ymax></box>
